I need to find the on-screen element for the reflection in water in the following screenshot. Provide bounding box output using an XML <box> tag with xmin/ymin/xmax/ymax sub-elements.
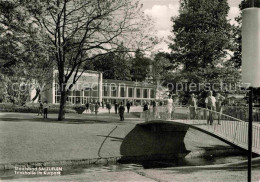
<box><xmin>0</xmin><ymin>155</ymin><xmax>247</xmax><ymax>180</ymax></box>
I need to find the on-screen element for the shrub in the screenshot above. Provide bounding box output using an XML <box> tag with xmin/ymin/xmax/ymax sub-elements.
<box><xmin>0</xmin><ymin>103</ymin><xmax>15</xmax><ymax>111</ymax></box>
<box><xmin>73</xmin><ymin>105</ymin><xmax>86</xmax><ymax>114</ymax></box>
<box><xmin>0</xmin><ymin>102</ymin><xmax>76</xmax><ymax>113</ymax></box>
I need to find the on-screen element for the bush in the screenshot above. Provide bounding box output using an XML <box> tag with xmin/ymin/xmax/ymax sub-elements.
<box><xmin>0</xmin><ymin>103</ymin><xmax>15</xmax><ymax>111</ymax></box>
<box><xmin>0</xmin><ymin>102</ymin><xmax>76</xmax><ymax>113</ymax></box>
<box><xmin>73</xmin><ymin>105</ymin><xmax>86</xmax><ymax>114</ymax></box>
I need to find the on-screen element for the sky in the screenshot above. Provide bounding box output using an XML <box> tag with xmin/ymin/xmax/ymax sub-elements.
<box><xmin>140</xmin><ymin>0</ymin><xmax>241</xmax><ymax>52</ymax></box>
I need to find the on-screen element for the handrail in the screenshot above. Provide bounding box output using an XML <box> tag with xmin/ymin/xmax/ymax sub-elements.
<box><xmin>195</xmin><ymin>106</ymin><xmax>245</xmax><ymax>123</ymax></box>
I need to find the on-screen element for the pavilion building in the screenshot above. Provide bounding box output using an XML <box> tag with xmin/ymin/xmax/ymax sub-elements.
<box><xmin>31</xmin><ymin>70</ymin><xmax>160</xmax><ymax>105</ymax></box>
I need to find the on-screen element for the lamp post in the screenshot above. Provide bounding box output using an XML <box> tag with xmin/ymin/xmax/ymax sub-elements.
<box><xmin>241</xmin><ymin>2</ymin><xmax>260</xmax><ymax>182</ymax></box>
<box><xmin>248</xmin><ymin>87</ymin><xmax>253</xmax><ymax>182</ymax></box>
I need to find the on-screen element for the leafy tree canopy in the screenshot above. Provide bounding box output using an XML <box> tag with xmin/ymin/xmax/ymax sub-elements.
<box><xmin>170</xmin><ymin>0</ymin><xmax>232</xmax><ymax>71</ymax></box>
<box><xmin>168</xmin><ymin>0</ymin><xmax>238</xmax><ymax>103</ymax></box>
<box><xmin>131</xmin><ymin>49</ymin><xmax>152</xmax><ymax>82</ymax></box>
<box><xmin>88</xmin><ymin>44</ymin><xmax>132</xmax><ymax>81</ymax></box>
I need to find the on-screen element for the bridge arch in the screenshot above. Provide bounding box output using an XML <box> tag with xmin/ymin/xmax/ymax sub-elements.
<box><xmin>141</xmin><ymin>106</ymin><xmax>260</xmax><ymax>156</ymax></box>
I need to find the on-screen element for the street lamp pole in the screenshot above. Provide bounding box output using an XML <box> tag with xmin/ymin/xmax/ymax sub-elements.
<box><xmin>248</xmin><ymin>87</ymin><xmax>253</xmax><ymax>182</ymax></box>
<box><xmin>246</xmin><ymin>2</ymin><xmax>255</xmax><ymax>182</ymax></box>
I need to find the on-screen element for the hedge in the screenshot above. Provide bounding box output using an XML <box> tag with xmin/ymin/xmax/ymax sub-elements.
<box><xmin>0</xmin><ymin>103</ymin><xmax>76</xmax><ymax>113</ymax></box>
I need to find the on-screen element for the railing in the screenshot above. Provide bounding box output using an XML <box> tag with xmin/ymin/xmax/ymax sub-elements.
<box><xmin>141</xmin><ymin>106</ymin><xmax>260</xmax><ymax>154</ymax></box>
<box><xmin>223</xmin><ymin>106</ymin><xmax>260</xmax><ymax>122</ymax></box>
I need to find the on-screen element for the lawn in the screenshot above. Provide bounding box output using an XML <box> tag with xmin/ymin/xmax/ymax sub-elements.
<box><xmin>0</xmin><ymin>112</ymin><xmax>233</xmax><ymax>164</ymax></box>
<box><xmin>0</xmin><ymin>112</ymin><xmax>139</xmax><ymax>163</ymax></box>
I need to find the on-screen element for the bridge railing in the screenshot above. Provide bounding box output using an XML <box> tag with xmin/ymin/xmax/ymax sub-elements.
<box><xmin>223</xmin><ymin>106</ymin><xmax>260</xmax><ymax>122</ymax></box>
<box><xmin>142</xmin><ymin>106</ymin><xmax>260</xmax><ymax>153</ymax></box>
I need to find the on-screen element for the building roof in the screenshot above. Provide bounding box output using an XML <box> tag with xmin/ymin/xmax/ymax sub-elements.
<box><xmin>54</xmin><ymin>69</ymin><xmax>101</xmax><ymax>75</ymax></box>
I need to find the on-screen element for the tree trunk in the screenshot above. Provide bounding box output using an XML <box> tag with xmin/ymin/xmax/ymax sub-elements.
<box><xmin>32</xmin><ymin>88</ymin><xmax>41</xmax><ymax>102</ymax></box>
<box><xmin>58</xmin><ymin>89</ymin><xmax>67</xmax><ymax>121</ymax></box>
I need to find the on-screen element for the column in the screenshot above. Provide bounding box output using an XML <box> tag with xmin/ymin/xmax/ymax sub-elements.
<box><xmin>126</xmin><ymin>86</ymin><xmax>129</xmax><ymax>100</ymax></box>
<box><xmin>109</xmin><ymin>84</ymin><xmax>111</xmax><ymax>97</ymax></box>
<box><xmin>98</xmin><ymin>72</ymin><xmax>103</xmax><ymax>102</ymax></box>
<box><xmin>52</xmin><ymin>70</ymin><xmax>56</xmax><ymax>104</ymax></box>
<box><xmin>118</xmin><ymin>84</ymin><xmax>120</xmax><ymax>98</ymax></box>
<box><xmin>141</xmin><ymin>88</ymin><xmax>143</xmax><ymax>105</ymax></box>
<box><xmin>82</xmin><ymin>89</ymin><xmax>85</xmax><ymax>104</ymax></box>
<box><xmin>133</xmin><ymin>87</ymin><xmax>136</xmax><ymax>105</ymax></box>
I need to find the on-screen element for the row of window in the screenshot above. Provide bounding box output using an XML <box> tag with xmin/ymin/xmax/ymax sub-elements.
<box><xmin>54</xmin><ymin>96</ymin><xmax>155</xmax><ymax>105</ymax></box>
<box><xmin>55</xmin><ymin>84</ymin><xmax>155</xmax><ymax>99</ymax></box>
<box><xmin>103</xmin><ymin>86</ymin><xmax>155</xmax><ymax>98</ymax></box>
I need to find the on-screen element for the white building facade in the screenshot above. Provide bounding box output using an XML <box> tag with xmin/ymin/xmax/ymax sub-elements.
<box><xmin>31</xmin><ymin>70</ymin><xmax>160</xmax><ymax>105</ymax></box>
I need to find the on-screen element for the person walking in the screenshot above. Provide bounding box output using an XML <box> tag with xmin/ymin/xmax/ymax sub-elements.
<box><xmin>114</xmin><ymin>101</ymin><xmax>119</xmax><ymax>114</ymax></box>
<box><xmin>85</xmin><ymin>102</ymin><xmax>89</xmax><ymax>113</ymax></box>
<box><xmin>166</xmin><ymin>95</ymin><xmax>174</xmax><ymax>120</ymax></box>
<box><xmin>188</xmin><ymin>93</ymin><xmax>197</xmax><ymax>119</ymax></box>
<box><xmin>205</xmin><ymin>91</ymin><xmax>216</xmax><ymax>125</ymax></box>
<box><xmin>107</xmin><ymin>102</ymin><xmax>112</xmax><ymax>114</ymax></box>
<box><xmin>152</xmin><ymin>100</ymin><xmax>158</xmax><ymax>119</ymax></box>
<box><xmin>94</xmin><ymin>101</ymin><xmax>99</xmax><ymax>115</ymax></box>
<box><xmin>90</xmin><ymin>102</ymin><xmax>94</xmax><ymax>114</ymax></box>
<box><xmin>126</xmin><ymin>101</ymin><xmax>131</xmax><ymax>113</ymax></box>
<box><xmin>38</xmin><ymin>100</ymin><xmax>43</xmax><ymax>116</ymax></box>
<box><xmin>143</xmin><ymin>101</ymin><xmax>149</xmax><ymax>122</ymax></box>
<box><xmin>43</xmin><ymin>101</ymin><xmax>49</xmax><ymax>119</ymax></box>
<box><xmin>119</xmin><ymin>102</ymin><xmax>125</xmax><ymax>121</ymax></box>
<box><xmin>215</xmin><ymin>93</ymin><xmax>225</xmax><ymax>125</ymax></box>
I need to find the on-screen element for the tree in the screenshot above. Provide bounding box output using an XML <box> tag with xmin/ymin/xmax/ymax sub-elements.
<box><xmin>28</xmin><ymin>0</ymin><xmax>156</xmax><ymax>120</ymax></box>
<box><xmin>150</xmin><ymin>52</ymin><xmax>175</xmax><ymax>83</ymax></box>
<box><xmin>0</xmin><ymin>0</ymin><xmax>29</xmax><ymax>69</ymax></box>
<box><xmin>169</xmin><ymin>0</ymin><xmax>233</xmax><ymax>103</ymax></box>
<box><xmin>130</xmin><ymin>49</ymin><xmax>152</xmax><ymax>82</ymax></box>
<box><xmin>0</xmin><ymin>0</ymin><xmax>53</xmax><ymax>104</ymax></box>
<box><xmin>89</xmin><ymin>44</ymin><xmax>132</xmax><ymax>81</ymax></box>
<box><xmin>170</xmin><ymin>0</ymin><xmax>231</xmax><ymax>71</ymax></box>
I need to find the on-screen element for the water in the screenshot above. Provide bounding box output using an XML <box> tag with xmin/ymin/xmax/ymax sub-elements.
<box><xmin>0</xmin><ymin>155</ymin><xmax>248</xmax><ymax>180</ymax></box>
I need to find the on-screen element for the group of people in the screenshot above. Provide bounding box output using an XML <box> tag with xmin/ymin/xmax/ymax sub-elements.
<box><xmin>85</xmin><ymin>100</ymin><xmax>132</xmax><ymax>121</ymax></box>
<box><xmin>37</xmin><ymin>101</ymin><xmax>49</xmax><ymax>118</ymax></box>
<box><xmin>100</xmin><ymin>100</ymin><xmax>131</xmax><ymax>121</ymax></box>
<box><xmin>37</xmin><ymin>92</ymin><xmax>224</xmax><ymax>124</ymax></box>
<box><xmin>142</xmin><ymin>90</ymin><xmax>225</xmax><ymax>124</ymax></box>
<box><xmin>113</xmin><ymin>101</ymin><xmax>132</xmax><ymax>121</ymax></box>
<box><xmin>142</xmin><ymin>99</ymin><xmax>172</xmax><ymax>122</ymax></box>
<box><xmin>188</xmin><ymin>91</ymin><xmax>225</xmax><ymax>125</ymax></box>
<box><xmin>85</xmin><ymin>101</ymin><xmax>100</xmax><ymax>115</ymax></box>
